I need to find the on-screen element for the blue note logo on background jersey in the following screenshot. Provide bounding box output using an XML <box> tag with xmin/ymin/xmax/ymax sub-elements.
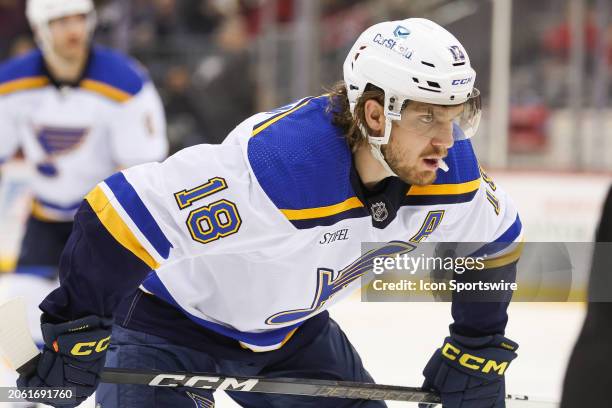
<box><xmin>35</xmin><ymin>126</ymin><xmax>89</xmax><ymax>177</ymax></box>
<box><xmin>36</xmin><ymin>126</ymin><xmax>89</xmax><ymax>156</ymax></box>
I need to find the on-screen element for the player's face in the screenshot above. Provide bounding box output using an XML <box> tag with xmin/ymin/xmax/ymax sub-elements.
<box><xmin>382</xmin><ymin>102</ymin><xmax>461</xmax><ymax>185</ymax></box>
<box><xmin>48</xmin><ymin>14</ymin><xmax>89</xmax><ymax>62</ymax></box>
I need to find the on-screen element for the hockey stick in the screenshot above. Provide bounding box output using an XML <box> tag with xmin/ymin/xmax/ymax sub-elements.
<box><xmin>0</xmin><ymin>298</ymin><xmax>555</xmax><ymax>405</ymax></box>
<box><xmin>0</xmin><ymin>298</ymin><xmax>439</xmax><ymax>403</ymax></box>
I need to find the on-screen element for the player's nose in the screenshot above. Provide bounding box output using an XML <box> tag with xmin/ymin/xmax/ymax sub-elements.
<box><xmin>431</xmin><ymin>122</ymin><xmax>454</xmax><ymax>149</ymax></box>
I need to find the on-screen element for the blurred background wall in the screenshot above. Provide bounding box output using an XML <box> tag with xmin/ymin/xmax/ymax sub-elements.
<box><xmin>1</xmin><ymin>0</ymin><xmax>609</xmax><ymax>165</ymax></box>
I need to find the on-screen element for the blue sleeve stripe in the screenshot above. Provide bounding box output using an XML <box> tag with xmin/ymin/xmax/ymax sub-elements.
<box><xmin>15</xmin><ymin>266</ymin><xmax>57</xmax><ymax>279</ymax></box>
<box><xmin>142</xmin><ymin>273</ymin><xmax>304</xmax><ymax>348</ymax></box>
<box><xmin>469</xmin><ymin>214</ymin><xmax>523</xmax><ymax>258</ymax></box>
<box><xmin>494</xmin><ymin>214</ymin><xmax>523</xmax><ymax>242</ymax></box>
<box><xmin>104</xmin><ymin>172</ymin><xmax>172</xmax><ymax>259</ymax></box>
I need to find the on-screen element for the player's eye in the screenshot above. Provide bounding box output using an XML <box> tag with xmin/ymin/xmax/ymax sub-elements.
<box><xmin>419</xmin><ymin>114</ymin><xmax>434</xmax><ymax>124</ymax></box>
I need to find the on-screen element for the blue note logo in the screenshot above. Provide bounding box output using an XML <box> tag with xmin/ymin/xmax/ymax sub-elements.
<box><xmin>34</xmin><ymin>125</ymin><xmax>89</xmax><ymax>177</ymax></box>
<box><xmin>266</xmin><ymin>241</ymin><xmax>416</xmax><ymax>325</ymax></box>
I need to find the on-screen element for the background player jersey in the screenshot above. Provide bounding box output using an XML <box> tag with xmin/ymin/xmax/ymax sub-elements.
<box><xmin>0</xmin><ymin>46</ymin><xmax>168</xmax><ymax>221</ymax></box>
<box><xmin>56</xmin><ymin>95</ymin><xmax>522</xmax><ymax>351</ymax></box>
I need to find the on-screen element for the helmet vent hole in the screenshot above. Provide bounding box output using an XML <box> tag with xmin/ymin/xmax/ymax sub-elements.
<box><xmin>417</xmin><ymin>86</ymin><xmax>442</xmax><ymax>94</ymax></box>
<box><xmin>349</xmin><ymin>85</ymin><xmax>359</xmax><ymax>91</ymax></box>
<box><xmin>412</xmin><ymin>77</ymin><xmax>419</xmax><ymax>83</ymax></box>
<box><xmin>421</xmin><ymin>61</ymin><xmax>435</xmax><ymax>68</ymax></box>
<box><xmin>427</xmin><ymin>81</ymin><xmax>441</xmax><ymax>88</ymax></box>
<box><xmin>354</xmin><ymin>53</ymin><xmax>361</xmax><ymax>61</ymax></box>
<box><xmin>450</xmin><ymin>95</ymin><xmax>456</xmax><ymax>101</ymax></box>
<box><xmin>453</xmin><ymin>62</ymin><xmax>466</xmax><ymax>66</ymax></box>
<box><xmin>359</xmin><ymin>46</ymin><xmax>367</xmax><ymax>50</ymax></box>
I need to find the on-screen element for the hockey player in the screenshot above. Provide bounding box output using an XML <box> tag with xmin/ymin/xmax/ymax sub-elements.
<box><xmin>17</xmin><ymin>19</ymin><xmax>522</xmax><ymax>408</ymax></box>
<box><xmin>0</xmin><ymin>0</ymin><xmax>168</xmax><ymax>362</ymax></box>
<box><xmin>561</xmin><ymin>185</ymin><xmax>612</xmax><ymax>407</ymax></box>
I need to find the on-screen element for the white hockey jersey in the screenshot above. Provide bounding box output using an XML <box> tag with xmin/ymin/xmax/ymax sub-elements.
<box><xmin>78</xmin><ymin>95</ymin><xmax>522</xmax><ymax>351</ymax></box>
<box><xmin>0</xmin><ymin>46</ymin><xmax>168</xmax><ymax>221</ymax></box>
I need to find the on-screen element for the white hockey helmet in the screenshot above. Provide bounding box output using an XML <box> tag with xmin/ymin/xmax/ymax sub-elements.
<box><xmin>343</xmin><ymin>18</ymin><xmax>481</xmax><ymax>146</ymax></box>
<box><xmin>26</xmin><ymin>0</ymin><xmax>96</xmax><ymax>54</ymax></box>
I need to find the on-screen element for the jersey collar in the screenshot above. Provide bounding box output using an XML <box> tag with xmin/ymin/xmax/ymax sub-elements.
<box><xmin>41</xmin><ymin>46</ymin><xmax>93</xmax><ymax>89</ymax></box>
<box><xmin>350</xmin><ymin>162</ymin><xmax>410</xmax><ymax>229</ymax></box>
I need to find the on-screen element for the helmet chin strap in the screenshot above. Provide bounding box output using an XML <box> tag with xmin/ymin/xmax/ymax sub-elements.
<box><xmin>369</xmin><ymin>143</ymin><xmax>397</xmax><ymax>177</ymax></box>
<box><xmin>358</xmin><ymin>121</ymin><xmax>397</xmax><ymax>178</ymax></box>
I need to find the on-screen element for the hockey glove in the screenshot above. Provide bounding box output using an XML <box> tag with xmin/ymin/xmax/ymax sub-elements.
<box><xmin>17</xmin><ymin>314</ymin><xmax>113</xmax><ymax>407</ymax></box>
<box><xmin>420</xmin><ymin>332</ymin><xmax>518</xmax><ymax>408</ymax></box>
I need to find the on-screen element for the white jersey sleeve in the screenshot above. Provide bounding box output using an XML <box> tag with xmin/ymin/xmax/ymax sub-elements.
<box><xmin>84</xmin><ymin>142</ymin><xmax>292</xmax><ymax>270</ymax></box>
<box><xmin>108</xmin><ymin>82</ymin><xmax>168</xmax><ymax>168</ymax></box>
<box><xmin>440</xmin><ymin>166</ymin><xmax>523</xmax><ymax>268</ymax></box>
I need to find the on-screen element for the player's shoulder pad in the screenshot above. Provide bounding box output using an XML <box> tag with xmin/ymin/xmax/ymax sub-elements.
<box><xmin>0</xmin><ymin>49</ymin><xmax>48</xmax><ymax>97</ymax></box>
<box><xmin>80</xmin><ymin>45</ymin><xmax>150</xmax><ymax>103</ymax></box>
<box><xmin>404</xmin><ymin>129</ymin><xmax>481</xmax><ymax>206</ymax></box>
<box><xmin>247</xmin><ymin>95</ymin><xmax>368</xmax><ymax>229</ymax></box>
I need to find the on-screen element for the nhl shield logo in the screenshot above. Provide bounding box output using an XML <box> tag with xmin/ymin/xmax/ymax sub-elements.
<box><xmin>371</xmin><ymin>202</ymin><xmax>388</xmax><ymax>222</ymax></box>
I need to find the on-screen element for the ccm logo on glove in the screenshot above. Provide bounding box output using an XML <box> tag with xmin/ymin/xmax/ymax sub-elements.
<box><xmin>60</xmin><ymin>335</ymin><xmax>111</xmax><ymax>356</ymax></box>
<box><xmin>441</xmin><ymin>342</ymin><xmax>513</xmax><ymax>375</ymax></box>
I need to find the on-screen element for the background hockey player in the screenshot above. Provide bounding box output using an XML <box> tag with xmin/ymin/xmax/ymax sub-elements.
<box><xmin>561</xmin><ymin>184</ymin><xmax>612</xmax><ymax>407</ymax></box>
<box><xmin>16</xmin><ymin>18</ymin><xmax>522</xmax><ymax>408</ymax></box>
<box><xmin>0</xmin><ymin>0</ymin><xmax>168</xmax><ymax>390</ymax></box>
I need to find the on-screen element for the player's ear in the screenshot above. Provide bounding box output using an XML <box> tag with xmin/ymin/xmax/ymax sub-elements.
<box><xmin>363</xmin><ymin>99</ymin><xmax>384</xmax><ymax>135</ymax></box>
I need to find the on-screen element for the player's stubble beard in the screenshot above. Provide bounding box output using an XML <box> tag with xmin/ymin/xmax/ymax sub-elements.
<box><xmin>381</xmin><ymin>143</ymin><xmax>447</xmax><ymax>186</ymax></box>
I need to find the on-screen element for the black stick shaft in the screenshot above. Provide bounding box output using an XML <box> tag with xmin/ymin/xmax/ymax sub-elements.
<box><xmin>100</xmin><ymin>368</ymin><xmax>442</xmax><ymax>403</ymax></box>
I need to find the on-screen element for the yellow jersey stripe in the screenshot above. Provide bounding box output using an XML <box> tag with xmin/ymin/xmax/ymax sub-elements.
<box><xmin>239</xmin><ymin>327</ymin><xmax>299</xmax><ymax>352</ymax></box>
<box><xmin>482</xmin><ymin>240</ymin><xmax>524</xmax><ymax>269</ymax></box>
<box><xmin>80</xmin><ymin>79</ymin><xmax>133</xmax><ymax>103</ymax></box>
<box><xmin>407</xmin><ymin>178</ymin><xmax>481</xmax><ymax>196</ymax></box>
<box><xmin>0</xmin><ymin>256</ymin><xmax>15</xmax><ymax>273</ymax></box>
<box><xmin>252</xmin><ymin>98</ymin><xmax>313</xmax><ymax>137</ymax></box>
<box><xmin>0</xmin><ymin>76</ymin><xmax>49</xmax><ymax>95</ymax></box>
<box><xmin>86</xmin><ymin>186</ymin><xmax>160</xmax><ymax>269</ymax></box>
<box><xmin>31</xmin><ymin>200</ymin><xmax>59</xmax><ymax>222</ymax></box>
<box><xmin>280</xmin><ymin>196</ymin><xmax>364</xmax><ymax>221</ymax></box>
